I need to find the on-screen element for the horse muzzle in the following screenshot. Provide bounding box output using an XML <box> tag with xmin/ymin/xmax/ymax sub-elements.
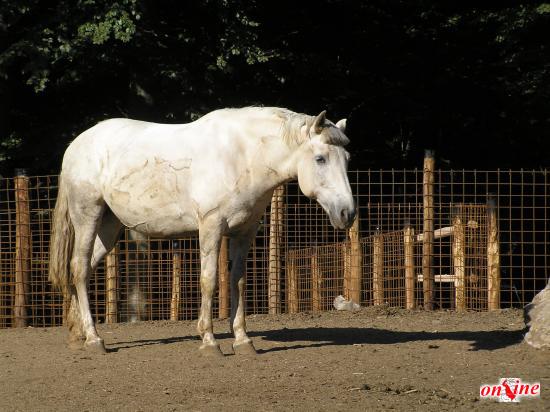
<box><xmin>319</xmin><ymin>198</ymin><xmax>356</xmax><ymax>230</ymax></box>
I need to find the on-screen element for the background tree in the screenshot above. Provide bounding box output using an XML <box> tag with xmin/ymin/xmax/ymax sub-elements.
<box><xmin>1</xmin><ymin>0</ymin><xmax>549</xmax><ymax>175</ymax></box>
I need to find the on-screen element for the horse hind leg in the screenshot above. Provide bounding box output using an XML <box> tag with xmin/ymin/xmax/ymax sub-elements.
<box><xmin>71</xmin><ymin>197</ymin><xmax>123</xmax><ymax>352</ymax></box>
<box><xmin>90</xmin><ymin>208</ymin><xmax>123</xmax><ymax>272</ymax></box>
<box><xmin>66</xmin><ymin>208</ymin><xmax>123</xmax><ymax>351</ymax></box>
<box><xmin>65</xmin><ymin>285</ymin><xmax>85</xmax><ymax>350</ymax></box>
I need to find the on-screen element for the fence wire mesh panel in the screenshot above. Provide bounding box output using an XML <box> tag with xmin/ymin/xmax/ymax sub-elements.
<box><xmin>0</xmin><ymin>169</ymin><xmax>548</xmax><ymax>328</ymax></box>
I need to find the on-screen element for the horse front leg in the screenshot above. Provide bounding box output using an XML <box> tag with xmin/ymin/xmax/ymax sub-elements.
<box><xmin>197</xmin><ymin>219</ymin><xmax>224</xmax><ymax>357</ymax></box>
<box><xmin>230</xmin><ymin>226</ymin><xmax>258</xmax><ymax>355</ymax></box>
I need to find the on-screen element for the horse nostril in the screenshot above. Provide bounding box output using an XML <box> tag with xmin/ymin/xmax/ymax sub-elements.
<box><xmin>340</xmin><ymin>208</ymin><xmax>349</xmax><ymax>223</ymax></box>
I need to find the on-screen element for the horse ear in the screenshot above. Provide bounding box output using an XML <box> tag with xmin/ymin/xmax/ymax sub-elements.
<box><xmin>313</xmin><ymin>110</ymin><xmax>327</xmax><ymax>134</ymax></box>
<box><xmin>335</xmin><ymin>118</ymin><xmax>347</xmax><ymax>132</ymax></box>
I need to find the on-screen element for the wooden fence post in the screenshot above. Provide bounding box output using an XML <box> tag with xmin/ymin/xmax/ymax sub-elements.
<box><xmin>105</xmin><ymin>246</ymin><xmax>118</xmax><ymax>324</ymax></box>
<box><xmin>14</xmin><ymin>171</ymin><xmax>31</xmax><ymax>328</ymax></box>
<box><xmin>422</xmin><ymin>150</ymin><xmax>435</xmax><ymax>310</ymax></box>
<box><xmin>346</xmin><ymin>211</ymin><xmax>362</xmax><ymax>304</ymax></box>
<box><xmin>342</xmin><ymin>242</ymin><xmax>350</xmax><ymax>298</ymax></box>
<box><xmin>372</xmin><ymin>234</ymin><xmax>384</xmax><ymax>305</ymax></box>
<box><xmin>268</xmin><ymin>185</ymin><xmax>284</xmax><ymax>314</ymax></box>
<box><xmin>170</xmin><ymin>241</ymin><xmax>182</xmax><ymax>321</ymax></box>
<box><xmin>286</xmin><ymin>250</ymin><xmax>299</xmax><ymax>313</ymax></box>
<box><xmin>452</xmin><ymin>206</ymin><xmax>466</xmax><ymax>311</ymax></box>
<box><xmin>487</xmin><ymin>196</ymin><xmax>501</xmax><ymax>311</ymax></box>
<box><xmin>218</xmin><ymin>236</ymin><xmax>230</xmax><ymax>319</ymax></box>
<box><xmin>403</xmin><ymin>224</ymin><xmax>415</xmax><ymax>309</ymax></box>
<box><xmin>311</xmin><ymin>250</ymin><xmax>321</xmax><ymax>311</ymax></box>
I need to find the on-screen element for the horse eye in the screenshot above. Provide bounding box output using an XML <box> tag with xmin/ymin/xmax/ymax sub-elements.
<box><xmin>315</xmin><ymin>155</ymin><xmax>326</xmax><ymax>164</ymax></box>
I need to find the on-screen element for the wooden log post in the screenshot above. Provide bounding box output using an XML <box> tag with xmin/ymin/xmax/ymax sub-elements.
<box><xmin>170</xmin><ymin>241</ymin><xmax>182</xmax><ymax>321</ymax></box>
<box><xmin>452</xmin><ymin>206</ymin><xmax>466</xmax><ymax>311</ymax></box>
<box><xmin>268</xmin><ymin>185</ymin><xmax>284</xmax><ymax>314</ymax></box>
<box><xmin>105</xmin><ymin>246</ymin><xmax>119</xmax><ymax>324</ymax></box>
<box><xmin>286</xmin><ymin>250</ymin><xmax>299</xmax><ymax>313</ymax></box>
<box><xmin>347</xmin><ymin>211</ymin><xmax>362</xmax><ymax>304</ymax></box>
<box><xmin>422</xmin><ymin>150</ymin><xmax>435</xmax><ymax>310</ymax></box>
<box><xmin>14</xmin><ymin>171</ymin><xmax>31</xmax><ymax>328</ymax></box>
<box><xmin>342</xmin><ymin>242</ymin><xmax>351</xmax><ymax>298</ymax></box>
<box><xmin>372</xmin><ymin>234</ymin><xmax>384</xmax><ymax>305</ymax></box>
<box><xmin>487</xmin><ymin>196</ymin><xmax>501</xmax><ymax>311</ymax></box>
<box><xmin>218</xmin><ymin>236</ymin><xmax>230</xmax><ymax>319</ymax></box>
<box><xmin>311</xmin><ymin>250</ymin><xmax>322</xmax><ymax>311</ymax></box>
<box><xmin>403</xmin><ymin>224</ymin><xmax>416</xmax><ymax>309</ymax></box>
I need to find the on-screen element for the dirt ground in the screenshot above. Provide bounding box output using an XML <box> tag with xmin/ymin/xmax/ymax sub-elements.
<box><xmin>0</xmin><ymin>307</ymin><xmax>548</xmax><ymax>411</ymax></box>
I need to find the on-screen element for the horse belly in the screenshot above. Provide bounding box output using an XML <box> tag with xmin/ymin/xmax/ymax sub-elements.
<box><xmin>103</xmin><ymin>158</ymin><xmax>198</xmax><ymax>237</ymax></box>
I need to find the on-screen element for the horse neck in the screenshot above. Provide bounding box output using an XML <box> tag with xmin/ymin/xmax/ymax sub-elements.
<box><xmin>254</xmin><ymin>135</ymin><xmax>301</xmax><ymax>191</ymax></box>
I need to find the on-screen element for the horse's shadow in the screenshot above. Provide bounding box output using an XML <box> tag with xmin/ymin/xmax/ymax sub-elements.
<box><xmin>107</xmin><ymin>326</ymin><xmax>525</xmax><ymax>353</ymax></box>
<box><xmin>252</xmin><ymin>327</ymin><xmax>525</xmax><ymax>352</ymax></box>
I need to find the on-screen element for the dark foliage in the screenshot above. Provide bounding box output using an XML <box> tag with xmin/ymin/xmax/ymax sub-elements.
<box><xmin>1</xmin><ymin>1</ymin><xmax>549</xmax><ymax>175</ymax></box>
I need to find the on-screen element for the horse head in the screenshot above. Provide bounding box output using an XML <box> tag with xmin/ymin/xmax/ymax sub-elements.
<box><xmin>296</xmin><ymin>111</ymin><xmax>355</xmax><ymax>230</ymax></box>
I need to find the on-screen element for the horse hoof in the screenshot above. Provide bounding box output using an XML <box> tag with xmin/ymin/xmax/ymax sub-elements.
<box><xmin>199</xmin><ymin>344</ymin><xmax>224</xmax><ymax>358</ymax></box>
<box><xmin>84</xmin><ymin>338</ymin><xmax>107</xmax><ymax>353</ymax></box>
<box><xmin>67</xmin><ymin>338</ymin><xmax>84</xmax><ymax>351</ymax></box>
<box><xmin>233</xmin><ymin>341</ymin><xmax>257</xmax><ymax>356</ymax></box>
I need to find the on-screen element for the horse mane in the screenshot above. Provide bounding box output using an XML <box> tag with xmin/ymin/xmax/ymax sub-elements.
<box><xmin>275</xmin><ymin>107</ymin><xmax>350</xmax><ymax>147</ymax></box>
<box><xmin>223</xmin><ymin>107</ymin><xmax>349</xmax><ymax>147</ymax></box>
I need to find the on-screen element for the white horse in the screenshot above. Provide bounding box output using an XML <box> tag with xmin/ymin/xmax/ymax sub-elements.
<box><xmin>49</xmin><ymin>107</ymin><xmax>355</xmax><ymax>356</ymax></box>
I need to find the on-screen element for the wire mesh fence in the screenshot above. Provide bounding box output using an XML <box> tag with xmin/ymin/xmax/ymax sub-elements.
<box><xmin>0</xmin><ymin>168</ymin><xmax>548</xmax><ymax>328</ymax></box>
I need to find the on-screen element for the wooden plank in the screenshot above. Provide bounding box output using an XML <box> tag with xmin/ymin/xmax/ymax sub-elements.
<box><xmin>416</xmin><ymin>226</ymin><xmax>453</xmax><ymax>242</ymax></box>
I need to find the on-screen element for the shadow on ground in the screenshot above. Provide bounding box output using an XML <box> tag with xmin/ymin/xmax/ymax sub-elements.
<box><xmin>107</xmin><ymin>327</ymin><xmax>525</xmax><ymax>353</ymax></box>
<box><xmin>253</xmin><ymin>327</ymin><xmax>525</xmax><ymax>352</ymax></box>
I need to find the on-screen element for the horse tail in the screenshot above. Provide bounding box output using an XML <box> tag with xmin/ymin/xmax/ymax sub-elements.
<box><xmin>48</xmin><ymin>175</ymin><xmax>74</xmax><ymax>292</ymax></box>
